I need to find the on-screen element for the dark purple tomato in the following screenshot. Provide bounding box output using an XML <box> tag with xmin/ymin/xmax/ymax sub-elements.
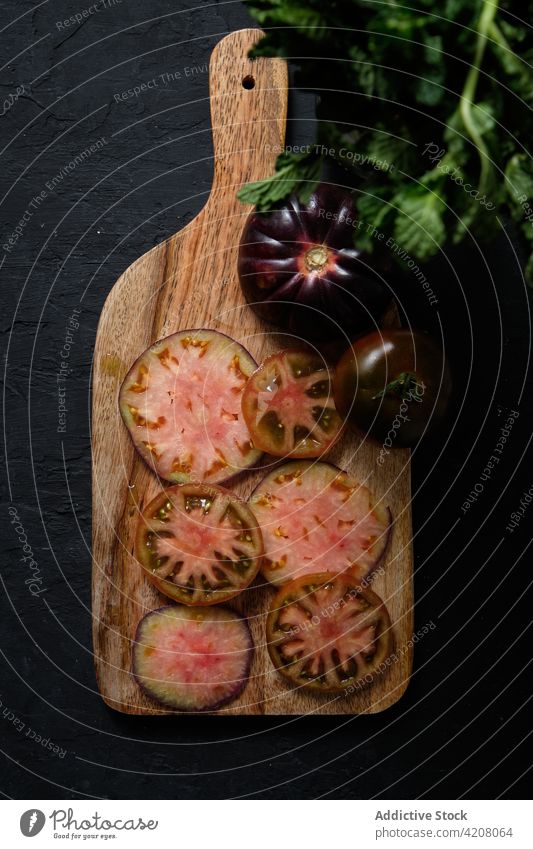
<box><xmin>333</xmin><ymin>330</ymin><xmax>453</xmax><ymax>447</ymax></box>
<box><xmin>238</xmin><ymin>183</ymin><xmax>391</xmax><ymax>342</ymax></box>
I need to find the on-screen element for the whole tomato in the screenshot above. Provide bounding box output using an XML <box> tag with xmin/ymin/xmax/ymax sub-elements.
<box><xmin>333</xmin><ymin>330</ymin><xmax>452</xmax><ymax>446</ymax></box>
<box><xmin>238</xmin><ymin>183</ymin><xmax>391</xmax><ymax>342</ymax></box>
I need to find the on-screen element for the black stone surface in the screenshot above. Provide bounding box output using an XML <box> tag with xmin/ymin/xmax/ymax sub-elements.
<box><xmin>1</xmin><ymin>0</ymin><xmax>531</xmax><ymax>799</ymax></box>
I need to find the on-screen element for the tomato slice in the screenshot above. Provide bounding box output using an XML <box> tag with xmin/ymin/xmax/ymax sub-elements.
<box><xmin>133</xmin><ymin>605</ymin><xmax>253</xmax><ymax>711</ymax></box>
<box><xmin>250</xmin><ymin>460</ymin><xmax>391</xmax><ymax>586</ymax></box>
<box><xmin>267</xmin><ymin>573</ymin><xmax>393</xmax><ymax>692</ymax></box>
<box><xmin>119</xmin><ymin>329</ymin><xmax>262</xmax><ymax>484</ymax></box>
<box><xmin>136</xmin><ymin>483</ymin><xmax>263</xmax><ymax>605</ymax></box>
<box><xmin>241</xmin><ymin>350</ymin><xmax>342</xmax><ymax>459</ymax></box>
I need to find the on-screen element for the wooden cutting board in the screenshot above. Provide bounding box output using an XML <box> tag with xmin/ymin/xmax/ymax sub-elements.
<box><xmin>91</xmin><ymin>29</ymin><xmax>414</xmax><ymax>715</ymax></box>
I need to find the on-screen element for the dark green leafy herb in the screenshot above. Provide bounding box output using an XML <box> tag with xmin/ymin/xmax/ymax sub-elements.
<box><xmin>237</xmin><ymin>150</ymin><xmax>322</xmax><ymax>210</ymax></box>
<box><xmin>241</xmin><ymin>0</ymin><xmax>533</xmax><ymax>280</ymax></box>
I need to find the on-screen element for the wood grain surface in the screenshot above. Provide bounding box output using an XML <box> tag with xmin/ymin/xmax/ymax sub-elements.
<box><xmin>91</xmin><ymin>29</ymin><xmax>414</xmax><ymax>716</ymax></box>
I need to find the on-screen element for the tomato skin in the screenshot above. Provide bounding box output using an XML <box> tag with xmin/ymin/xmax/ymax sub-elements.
<box><xmin>333</xmin><ymin>330</ymin><xmax>452</xmax><ymax>446</ymax></box>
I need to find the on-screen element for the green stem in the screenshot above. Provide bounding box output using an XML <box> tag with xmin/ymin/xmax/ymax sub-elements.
<box><xmin>372</xmin><ymin>372</ymin><xmax>422</xmax><ymax>401</ymax></box>
<box><xmin>488</xmin><ymin>20</ymin><xmax>510</xmax><ymax>52</ymax></box>
<box><xmin>459</xmin><ymin>0</ymin><xmax>500</xmax><ymax>197</ymax></box>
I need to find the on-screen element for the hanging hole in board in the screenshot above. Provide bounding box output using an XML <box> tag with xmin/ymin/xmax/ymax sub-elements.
<box><xmin>242</xmin><ymin>75</ymin><xmax>255</xmax><ymax>90</ymax></box>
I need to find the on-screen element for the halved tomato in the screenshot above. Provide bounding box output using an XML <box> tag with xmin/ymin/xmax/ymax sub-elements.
<box><xmin>250</xmin><ymin>461</ymin><xmax>391</xmax><ymax>586</ymax></box>
<box><xmin>133</xmin><ymin>605</ymin><xmax>253</xmax><ymax>711</ymax></box>
<box><xmin>241</xmin><ymin>349</ymin><xmax>342</xmax><ymax>459</ymax></box>
<box><xmin>267</xmin><ymin>573</ymin><xmax>393</xmax><ymax>692</ymax></box>
<box><xmin>119</xmin><ymin>329</ymin><xmax>262</xmax><ymax>484</ymax></box>
<box><xmin>136</xmin><ymin>483</ymin><xmax>263</xmax><ymax>605</ymax></box>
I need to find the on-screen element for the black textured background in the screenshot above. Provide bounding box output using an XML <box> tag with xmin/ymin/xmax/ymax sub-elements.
<box><xmin>1</xmin><ymin>0</ymin><xmax>531</xmax><ymax>799</ymax></box>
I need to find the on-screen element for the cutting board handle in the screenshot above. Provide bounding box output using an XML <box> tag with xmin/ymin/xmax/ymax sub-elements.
<box><xmin>208</xmin><ymin>29</ymin><xmax>288</xmax><ymax>194</ymax></box>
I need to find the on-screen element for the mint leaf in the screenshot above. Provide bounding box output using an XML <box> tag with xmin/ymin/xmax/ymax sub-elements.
<box><xmin>237</xmin><ymin>151</ymin><xmax>322</xmax><ymax>211</ymax></box>
<box><xmin>469</xmin><ymin>102</ymin><xmax>496</xmax><ymax>137</ymax></box>
<box><xmin>250</xmin><ymin>2</ymin><xmax>326</xmax><ymax>36</ymax></box>
<box><xmin>505</xmin><ymin>155</ymin><xmax>533</xmax><ymax>202</ymax></box>
<box><xmin>357</xmin><ymin>188</ymin><xmax>392</xmax><ymax>232</ymax></box>
<box><xmin>392</xmin><ymin>186</ymin><xmax>446</xmax><ymax>259</ymax></box>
